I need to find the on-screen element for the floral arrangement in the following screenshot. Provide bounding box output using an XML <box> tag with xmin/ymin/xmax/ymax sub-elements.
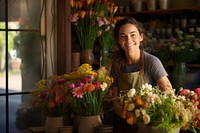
<box><xmin>69</xmin><ymin>0</ymin><xmax>118</xmax><ymax>50</ymax></box>
<box><xmin>122</xmin><ymin>83</ymin><xmax>196</xmax><ymax>133</ymax></box>
<box><xmin>179</xmin><ymin>88</ymin><xmax>200</xmax><ymax>132</ymax></box>
<box><xmin>32</xmin><ymin>75</ymin><xmax>70</xmax><ymax>117</ymax></box>
<box><xmin>64</xmin><ymin>63</ymin><xmax>113</xmax><ymax>116</ymax></box>
<box><xmin>142</xmin><ymin>31</ymin><xmax>200</xmax><ymax>64</ymax></box>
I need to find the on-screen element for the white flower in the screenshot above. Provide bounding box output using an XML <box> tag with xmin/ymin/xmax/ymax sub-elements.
<box><xmin>143</xmin><ymin>114</ymin><xmax>150</xmax><ymax>124</ymax></box>
<box><xmin>127</xmin><ymin>103</ymin><xmax>135</xmax><ymax>111</ymax></box>
<box><xmin>140</xmin><ymin>109</ymin><xmax>146</xmax><ymax>115</ymax></box>
<box><xmin>190</xmin><ymin>91</ymin><xmax>194</xmax><ymax>95</ymax></box>
<box><xmin>152</xmin><ymin>94</ymin><xmax>161</xmax><ymax>104</ymax></box>
<box><xmin>142</xmin><ymin>83</ymin><xmax>152</xmax><ymax>92</ymax></box>
<box><xmin>135</xmin><ymin>109</ymin><xmax>141</xmax><ymax>117</ymax></box>
<box><xmin>100</xmin><ymin>82</ymin><xmax>107</xmax><ymax>91</ymax></box>
<box><xmin>127</xmin><ymin>88</ymin><xmax>136</xmax><ymax>98</ymax></box>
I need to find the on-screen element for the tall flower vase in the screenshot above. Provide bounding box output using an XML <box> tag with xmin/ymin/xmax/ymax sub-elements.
<box><xmin>81</xmin><ymin>49</ymin><xmax>94</xmax><ymax>65</ymax></box>
<box><xmin>100</xmin><ymin>49</ymin><xmax>110</xmax><ymax>67</ymax></box>
<box><xmin>77</xmin><ymin>115</ymin><xmax>102</xmax><ymax>133</ymax></box>
<box><xmin>174</xmin><ymin>62</ymin><xmax>187</xmax><ymax>90</ymax></box>
<box><xmin>44</xmin><ymin>116</ymin><xmax>64</xmax><ymax>133</ymax></box>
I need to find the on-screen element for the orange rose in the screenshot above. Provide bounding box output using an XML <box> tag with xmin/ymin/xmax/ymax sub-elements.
<box><xmin>126</xmin><ymin>112</ymin><xmax>135</xmax><ymax>125</ymax></box>
<box><xmin>135</xmin><ymin>96</ymin><xmax>143</xmax><ymax>106</ymax></box>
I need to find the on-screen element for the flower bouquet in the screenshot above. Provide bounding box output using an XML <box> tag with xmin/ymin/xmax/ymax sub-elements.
<box><xmin>64</xmin><ymin>63</ymin><xmax>113</xmax><ymax>116</ymax></box>
<box><xmin>121</xmin><ymin>83</ymin><xmax>195</xmax><ymax>133</ymax></box>
<box><xmin>69</xmin><ymin>0</ymin><xmax>118</xmax><ymax>50</ymax></box>
<box><xmin>32</xmin><ymin>75</ymin><xmax>70</xmax><ymax>117</ymax></box>
<box><xmin>179</xmin><ymin>88</ymin><xmax>200</xmax><ymax>132</ymax></box>
<box><xmin>97</xmin><ymin>16</ymin><xmax>122</xmax><ymax>66</ymax></box>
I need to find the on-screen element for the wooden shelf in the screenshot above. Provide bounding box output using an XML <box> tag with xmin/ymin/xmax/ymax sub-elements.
<box><xmin>115</xmin><ymin>7</ymin><xmax>200</xmax><ymax>16</ymax></box>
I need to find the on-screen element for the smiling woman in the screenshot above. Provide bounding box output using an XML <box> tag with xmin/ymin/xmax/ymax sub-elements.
<box><xmin>108</xmin><ymin>17</ymin><xmax>173</xmax><ymax>133</ymax></box>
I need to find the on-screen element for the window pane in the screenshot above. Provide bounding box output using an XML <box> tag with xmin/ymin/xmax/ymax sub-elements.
<box><xmin>0</xmin><ymin>96</ymin><xmax>6</xmax><ymax>133</ymax></box>
<box><xmin>9</xmin><ymin>94</ymin><xmax>43</xmax><ymax>132</ymax></box>
<box><xmin>0</xmin><ymin>0</ymin><xmax>5</xmax><ymax>29</ymax></box>
<box><xmin>8</xmin><ymin>0</ymin><xmax>42</xmax><ymax>30</ymax></box>
<box><xmin>9</xmin><ymin>95</ymin><xmax>21</xmax><ymax>132</ymax></box>
<box><xmin>0</xmin><ymin>31</ymin><xmax>5</xmax><ymax>93</ymax></box>
<box><xmin>8</xmin><ymin>31</ymin><xmax>22</xmax><ymax>93</ymax></box>
<box><xmin>8</xmin><ymin>31</ymin><xmax>41</xmax><ymax>94</ymax></box>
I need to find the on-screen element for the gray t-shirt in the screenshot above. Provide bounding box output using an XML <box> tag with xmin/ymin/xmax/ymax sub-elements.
<box><xmin>111</xmin><ymin>51</ymin><xmax>168</xmax><ymax>87</ymax></box>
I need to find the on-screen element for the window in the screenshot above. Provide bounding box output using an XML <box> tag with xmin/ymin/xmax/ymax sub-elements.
<box><xmin>0</xmin><ymin>0</ymin><xmax>57</xmax><ymax>132</ymax></box>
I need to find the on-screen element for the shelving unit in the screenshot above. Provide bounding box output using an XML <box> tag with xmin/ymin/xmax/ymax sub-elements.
<box><xmin>115</xmin><ymin>7</ymin><xmax>200</xmax><ymax>16</ymax></box>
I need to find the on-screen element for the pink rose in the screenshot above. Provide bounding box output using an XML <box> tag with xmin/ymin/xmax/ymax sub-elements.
<box><xmin>180</xmin><ymin>89</ymin><xmax>190</xmax><ymax>96</ymax></box>
<box><xmin>68</xmin><ymin>83</ymin><xmax>75</xmax><ymax>88</ymax></box>
<box><xmin>195</xmin><ymin>88</ymin><xmax>200</xmax><ymax>95</ymax></box>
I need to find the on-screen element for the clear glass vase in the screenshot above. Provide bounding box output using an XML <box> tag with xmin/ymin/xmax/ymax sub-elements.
<box><xmin>174</xmin><ymin>62</ymin><xmax>187</xmax><ymax>90</ymax></box>
<box><xmin>100</xmin><ymin>49</ymin><xmax>110</xmax><ymax>67</ymax></box>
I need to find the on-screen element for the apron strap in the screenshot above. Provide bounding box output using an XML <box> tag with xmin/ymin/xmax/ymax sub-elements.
<box><xmin>139</xmin><ymin>50</ymin><xmax>144</xmax><ymax>75</ymax></box>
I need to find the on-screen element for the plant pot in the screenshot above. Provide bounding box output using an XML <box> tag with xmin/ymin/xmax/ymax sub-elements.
<box><xmin>131</xmin><ymin>1</ymin><xmax>143</xmax><ymax>12</ymax></box>
<box><xmin>59</xmin><ymin>126</ymin><xmax>73</xmax><ymax>133</ymax></box>
<box><xmin>94</xmin><ymin>125</ymin><xmax>113</xmax><ymax>133</ymax></box>
<box><xmin>71</xmin><ymin>52</ymin><xmax>80</xmax><ymax>71</ymax></box>
<box><xmin>159</xmin><ymin>0</ymin><xmax>170</xmax><ymax>9</ymax></box>
<box><xmin>77</xmin><ymin>115</ymin><xmax>102</xmax><ymax>133</ymax></box>
<box><xmin>44</xmin><ymin>116</ymin><xmax>64</xmax><ymax>133</ymax></box>
<box><xmin>147</xmin><ymin>0</ymin><xmax>157</xmax><ymax>10</ymax></box>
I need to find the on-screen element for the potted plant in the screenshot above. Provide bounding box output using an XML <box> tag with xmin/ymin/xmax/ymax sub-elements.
<box><xmin>32</xmin><ymin>75</ymin><xmax>71</xmax><ymax>132</ymax></box>
<box><xmin>69</xmin><ymin>0</ymin><xmax>118</xmax><ymax>65</ymax></box>
<box><xmin>64</xmin><ymin>63</ymin><xmax>113</xmax><ymax>133</ymax></box>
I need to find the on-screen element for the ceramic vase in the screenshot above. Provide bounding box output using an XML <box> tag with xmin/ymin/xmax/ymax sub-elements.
<box><xmin>76</xmin><ymin>115</ymin><xmax>102</xmax><ymax>133</ymax></box>
<box><xmin>81</xmin><ymin>49</ymin><xmax>94</xmax><ymax>65</ymax></box>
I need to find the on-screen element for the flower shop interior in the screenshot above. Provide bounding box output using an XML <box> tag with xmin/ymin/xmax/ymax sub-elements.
<box><xmin>1</xmin><ymin>0</ymin><xmax>200</xmax><ymax>133</ymax></box>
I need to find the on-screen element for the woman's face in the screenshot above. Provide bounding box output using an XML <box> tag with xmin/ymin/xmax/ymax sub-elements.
<box><xmin>118</xmin><ymin>23</ymin><xmax>143</xmax><ymax>53</ymax></box>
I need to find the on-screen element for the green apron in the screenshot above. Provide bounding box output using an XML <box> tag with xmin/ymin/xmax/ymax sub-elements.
<box><xmin>114</xmin><ymin>51</ymin><xmax>168</xmax><ymax>133</ymax></box>
<box><xmin>118</xmin><ymin>50</ymin><xmax>146</xmax><ymax>94</ymax></box>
